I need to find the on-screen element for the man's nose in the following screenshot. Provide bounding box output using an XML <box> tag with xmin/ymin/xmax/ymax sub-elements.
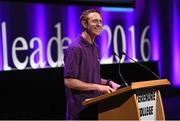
<box><xmin>97</xmin><ymin>22</ymin><xmax>102</xmax><ymax>27</ymax></box>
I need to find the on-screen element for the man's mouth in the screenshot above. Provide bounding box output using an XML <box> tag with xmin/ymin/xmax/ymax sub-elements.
<box><xmin>95</xmin><ymin>28</ymin><xmax>101</xmax><ymax>32</ymax></box>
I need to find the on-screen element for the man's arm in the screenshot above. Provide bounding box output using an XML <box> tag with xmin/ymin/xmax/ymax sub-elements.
<box><xmin>64</xmin><ymin>78</ymin><xmax>115</xmax><ymax>94</ymax></box>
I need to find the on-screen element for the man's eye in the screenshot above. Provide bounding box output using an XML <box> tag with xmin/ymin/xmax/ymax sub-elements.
<box><xmin>93</xmin><ymin>20</ymin><xmax>97</xmax><ymax>23</ymax></box>
<box><xmin>93</xmin><ymin>20</ymin><xmax>102</xmax><ymax>24</ymax></box>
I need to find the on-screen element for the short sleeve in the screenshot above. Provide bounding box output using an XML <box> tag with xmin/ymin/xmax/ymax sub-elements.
<box><xmin>64</xmin><ymin>47</ymin><xmax>81</xmax><ymax>79</ymax></box>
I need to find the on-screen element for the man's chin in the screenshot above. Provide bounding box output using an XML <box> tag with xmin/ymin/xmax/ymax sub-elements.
<box><xmin>94</xmin><ymin>32</ymin><xmax>101</xmax><ymax>36</ymax></box>
<box><xmin>90</xmin><ymin>32</ymin><xmax>101</xmax><ymax>38</ymax></box>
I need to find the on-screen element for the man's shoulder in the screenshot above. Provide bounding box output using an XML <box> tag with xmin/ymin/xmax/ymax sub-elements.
<box><xmin>69</xmin><ymin>42</ymin><xmax>81</xmax><ymax>50</ymax></box>
<box><xmin>69</xmin><ymin>36</ymin><xmax>83</xmax><ymax>49</ymax></box>
<box><xmin>67</xmin><ymin>40</ymin><xmax>83</xmax><ymax>54</ymax></box>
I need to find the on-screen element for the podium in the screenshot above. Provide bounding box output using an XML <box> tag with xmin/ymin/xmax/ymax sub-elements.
<box><xmin>82</xmin><ymin>79</ymin><xmax>170</xmax><ymax>120</ymax></box>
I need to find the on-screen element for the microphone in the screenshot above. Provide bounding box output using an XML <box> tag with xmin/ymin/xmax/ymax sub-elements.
<box><xmin>121</xmin><ymin>51</ymin><xmax>160</xmax><ymax>79</ymax></box>
<box><xmin>113</xmin><ymin>52</ymin><xmax>129</xmax><ymax>87</ymax></box>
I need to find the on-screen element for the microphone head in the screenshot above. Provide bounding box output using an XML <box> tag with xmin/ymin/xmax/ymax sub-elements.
<box><xmin>121</xmin><ymin>51</ymin><xmax>126</xmax><ymax>55</ymax></box>
<box><xmin>113</xmin><ymin>51</ymin><xmax>126</xmax><ymax>56</ymax></box>
<box><xmin>112</xmin><ymin>52</ymin><xmax>117</xmax><ymax>56</ymax></box>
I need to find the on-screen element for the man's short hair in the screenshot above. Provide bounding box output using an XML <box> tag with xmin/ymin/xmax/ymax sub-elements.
<box><xmin>80</xmin><ymin>9</ymin><xmax>101</xmax><ymax>30</ymax></box>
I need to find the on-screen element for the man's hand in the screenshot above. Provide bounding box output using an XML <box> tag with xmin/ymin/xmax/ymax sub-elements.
<box><xmin>95</xmin><ymin>84</ymin><xmax>115</xmax><ymax>94</ymax></box>
<box><xmin>109</xmin><ymin>81</ymin><xmax>121</xmax><ymax>90</ymax></box>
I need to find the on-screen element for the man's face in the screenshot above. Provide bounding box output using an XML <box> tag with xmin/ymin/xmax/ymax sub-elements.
<box><xmin>86</xmin><ymin>12</ymin><xmax>102</xmax><ymax>37</ymax></box>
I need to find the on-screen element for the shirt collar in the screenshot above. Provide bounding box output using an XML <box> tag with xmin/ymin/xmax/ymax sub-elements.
<box><xmin>80</xmin><ymin>35</ymin><xmax>95</xmax><ymax>47</ymax></box>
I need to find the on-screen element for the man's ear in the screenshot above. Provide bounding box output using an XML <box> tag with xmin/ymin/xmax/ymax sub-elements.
<box><xmin>82</xmin><ymin>20</ymin><xmax>87</xmax><ymax>29</ymax></box>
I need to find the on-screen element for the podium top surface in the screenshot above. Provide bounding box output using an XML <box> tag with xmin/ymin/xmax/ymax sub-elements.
<box><xmin>83</xmin><ymin>79</ymin><xmax>170</xmax><ymax>106</ymax></box>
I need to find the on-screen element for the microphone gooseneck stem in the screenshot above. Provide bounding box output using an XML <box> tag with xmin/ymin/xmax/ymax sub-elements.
<box><xmin>122</xmin><ymin>52</ymin><xmax>160</xmax><ymax>79</ymax></box>
<box><xmin>113</xmin><ymin>52</ymin><xmax>128</xmax><ymax>87</ymax></box>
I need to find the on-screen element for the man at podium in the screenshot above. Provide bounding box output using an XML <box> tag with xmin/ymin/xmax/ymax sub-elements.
<box><xmin>64</xmin><ymin>9</ymin><xmax>120</xmax><ymax>120</ymax></box>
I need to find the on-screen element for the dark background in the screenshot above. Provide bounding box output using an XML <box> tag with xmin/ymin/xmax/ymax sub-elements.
<box><xmin>0</xmin><ymin>61</ymin><xmax>171</xmax><ymax>120</ymax></box>
<box><xmin>0</xmin><ymin>68</ymin><xmax>66</xmax><ymax>119</ymax></box>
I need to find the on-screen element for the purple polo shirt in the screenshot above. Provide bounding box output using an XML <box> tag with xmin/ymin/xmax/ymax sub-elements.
<box><xmin>64</xmin><ymin>35</ymin><xmax>101</xmax><ymax>119</ymax></box>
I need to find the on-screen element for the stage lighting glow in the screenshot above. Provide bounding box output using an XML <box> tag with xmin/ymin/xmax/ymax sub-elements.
<box><xmin>150</xmin><ymin>0</ymin><xmax>161</xmax><ymax>76</ymax></box>
<box><xmin>101</xmin><ymin>7</ymin><xmax>134</xmax><ymax>12</ymax></box>
<box><xmin>0</xmin><ymin>20</ymin><xmax>2</xmax><ymax>71</ymax></box>
<box><xmin>172</xmin><ymin>0</ymin><xmax>180</xmax><ymax>86</ymax></box>
<box><xmin>34</xmin><ymin>4</ymin><xmax>47</xmax><ymax>68</ymax></box>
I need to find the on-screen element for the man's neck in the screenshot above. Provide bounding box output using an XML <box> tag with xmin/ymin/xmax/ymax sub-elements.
<box><xmin>81</xmin><ymin>31</ymin><xmax>95</xmax><ymax>44</ymax></box>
